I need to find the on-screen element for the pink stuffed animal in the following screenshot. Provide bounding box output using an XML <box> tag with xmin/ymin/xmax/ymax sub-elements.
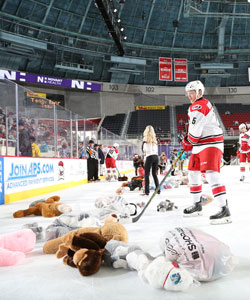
<box><xmin>0</xmin><ymin>229</ymin><xmax>36</xmax><ymax>266</ymax></box>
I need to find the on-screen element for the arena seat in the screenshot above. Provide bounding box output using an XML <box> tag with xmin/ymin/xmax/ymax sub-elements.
<box><xmin>101</xmin><ymin>113</ymin><xmax>126</xmax><ymax>135</ymax></box>
<box><xmin>215</xmin><ymin>103</ymin><xmax>250</xmax><ymax>131</ymax></box>
<box><xmin>176</xmin><ymin>104</ymin><xmax>189</xmax><ymax>132</ymax></box>
<box><xmin>127</xmin><ymin>108</ymin><xmax>170</xmax><ymax>137</ymax></box>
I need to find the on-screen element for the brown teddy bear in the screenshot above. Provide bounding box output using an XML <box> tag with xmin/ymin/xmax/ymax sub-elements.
<box><xmin>13</xmin><ymin>196</ymin><xmax>72</xmax><ymax>218</ymax></box>
<box><xmin>57</xmin><ymin>232</ymin><xmax>107</xmax><ymax>276</ymax></box>
<box><xmin>43</xmin><ymin>216</ymin><xmax>129</xmax><ymax>254</ymax></box>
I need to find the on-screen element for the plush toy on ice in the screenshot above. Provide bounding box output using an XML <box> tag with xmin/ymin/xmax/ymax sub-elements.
<box><xmin>43</xmin><ymin>215</ymin><xmax>128</xmax><ymax>254</ymax></box>
<box><xmin>103</xmin><ymin>240</ymin><xmax>144</xmax><ymax>269</ymax></box>
<box><xmin>13</xmin><ymin>195</ymin><xmax>72</xmax><ymax>218</ymax></box>
<box><xmin>116</xmin><ymin>177</ymin><xmax>144</xmax><ymax>195</ymax></box>
<box><xmin>45</xmin><ymin>212</ymin><xmax>100</xmax><ymax>241</ymax></box>
<box><xmin>56</xmin><ymin>231</ymin><xmax>107</xmax><ymax>276</ymax></box>
<box><xmin>104</xmin><ymin>239</ymin><xmax>197</xmax><ymax>291</ymax></box>
<box><xmin>94</xmin><ymin>195</ymin><xmax>137</xmax><ymax>222</ymax></box>
<box><xmin>0</xmin><ymin>229</ymin><xmax>36</xmax><ymax>266</ymax></box>
<box><xmin>104</xmin><ymin>227</ymin><xmax>236</xmax><ymax>292</ymax></box>
<box><xmin>44</xmin><ymin>216</ymin><xmax>129</xmax><ymax>276</ymax></box>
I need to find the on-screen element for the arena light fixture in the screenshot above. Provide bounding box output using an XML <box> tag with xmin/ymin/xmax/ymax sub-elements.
<box><xmin>95</xmin><ymin>0</ymin><xmax>125</xmax><ymax>56</ymax></box>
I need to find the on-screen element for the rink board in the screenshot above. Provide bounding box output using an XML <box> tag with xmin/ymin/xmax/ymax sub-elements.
<box><xmin>0</xmin><ymin>157</ymin><xmax>133</xmax><ymax>205</ymax></box>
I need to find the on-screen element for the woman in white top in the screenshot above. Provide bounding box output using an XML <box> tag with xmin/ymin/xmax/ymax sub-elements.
<box><xmin>142</xmin><ymin>125</ymin><xmax>159</xmax><ymax>195</ymax></box>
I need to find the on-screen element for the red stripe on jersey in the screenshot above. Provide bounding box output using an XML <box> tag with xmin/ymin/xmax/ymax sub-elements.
<box><xmin>190</xmin><ymin>185</ymin><xmax>202</xmax><ymax>192</ymax></box>
<box><xmin>212</xmin><ymin>185</ymin><xmax>226</xmax><ymax>196</ymax></box>
<box><xmin>188</xmin><ymin>134</ymin><xmax>200</xmax><ymax>144</ymax></box>
<box><xmin>197</xmin><ymin>135</ymin><xmax>224</xmax><ymax>145</ymax></box>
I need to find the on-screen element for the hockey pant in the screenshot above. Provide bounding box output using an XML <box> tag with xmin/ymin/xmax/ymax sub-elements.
<box><xmin>189</xmin><ymin>170</ymin><xmax>227</xmax><ymax>207</ymax></box>
<box><xmin>240</xmin><ymin>152</ymin><xmax>250</xmax><ymax>174</ymax></box>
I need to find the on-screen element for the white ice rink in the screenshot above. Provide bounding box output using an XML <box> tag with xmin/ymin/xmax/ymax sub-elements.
<box><xmin>0</xmin><ymin>165</ymin><xmax>250</xmax><ymax>300</ymax></box>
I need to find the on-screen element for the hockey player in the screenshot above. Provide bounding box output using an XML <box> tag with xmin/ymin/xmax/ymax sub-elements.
<box><xmin>105</xmin><ymin>143</ymin><xmax>119</xmax><ymax>181</ymax></box>
<box><xmin>238</xmin><ymin>123</ymin><xmax>250</xmax><ymax>182</ymax></box>
<box><xmin>182</xmin><ymin>80</ymin><xmax>231</xmax><ymax>225</ymax></box>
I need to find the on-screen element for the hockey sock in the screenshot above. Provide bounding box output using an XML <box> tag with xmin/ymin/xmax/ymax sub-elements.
<box><xmin>240</xmin><ymin>162</ymin><xmax>245</xmax><ymax>174</ymax></box>
<box><xmin>189</xmin><ymin>171</ymin><xmax>202</xmax><ymax>203</ymax></box>
<box><xmin>205</xmin><ymin>171</ymin><xmax>227</xmax><ymax>207</ymax></box>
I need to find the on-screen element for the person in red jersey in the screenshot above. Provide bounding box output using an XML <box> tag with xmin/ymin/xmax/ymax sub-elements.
<box><xmin>105</xmin><ymin>143</ymin><xmax>119</xmax><ymax>181</ymax></box>
<box><xmin>182</xmin><ymin>80</ymin><xmax>231</xmax><ymax>225</ymax></box>
<box><xmin>238</xmin><ymin>123</ymin><xmax>250</xmax><ymax>182</ymax></box>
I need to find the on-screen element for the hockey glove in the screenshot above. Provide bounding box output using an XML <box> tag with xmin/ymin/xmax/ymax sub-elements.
<box><xmin>182</xmin><ymin>136</ymin><xmax>193</xmax><ymax>152</ymax></box>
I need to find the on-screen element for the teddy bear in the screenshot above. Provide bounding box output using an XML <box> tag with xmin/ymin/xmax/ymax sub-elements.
<box><xmin>116</xmin><ymin>176</ymin><xmax>144</xmax><ymax>195</ymax></box>
<box><xmin>56</xmin><ymin>232</ymin><xmax>107</xmax><ymax>276</ymax></box>
<box><xmin>13</xmin><ymin>195</ymin><xmax>72</xmax><ymax>218</ymax></box>
<box><xmin>0</xmin><ymin>229</ymin><xmax>36</xmax><ymax>266</ymax></box>
<box><xmin>43</xmin><ymin>216</ymin><xmax>129</xmax><ymax>254</ymax></box>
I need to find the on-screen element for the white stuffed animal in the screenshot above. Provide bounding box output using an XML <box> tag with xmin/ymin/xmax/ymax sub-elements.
<box><xmin>126</xmin><ymin>252</ymin><xmax>198</xmax><ymax>292</ymax></box>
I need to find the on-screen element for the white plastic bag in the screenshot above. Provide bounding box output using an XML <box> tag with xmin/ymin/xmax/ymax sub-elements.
<box><xmin>160</xmin><ymin>227</ymin><xmax>237</xmax><ymax>281</ymax></box>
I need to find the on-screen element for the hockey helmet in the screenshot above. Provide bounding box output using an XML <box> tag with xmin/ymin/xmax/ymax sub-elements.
<box><xmin>113</xmin><ymin>143</ymin><xmax>119</xmax><ymax>148</ymax></box>
<box><xmin>185</xmin><ymin>80</ymin><xmax>205</xmax><ymax>97</ymax></box>
<box><xmin>239</xmin><ymin>123</ymin><xmax>247</xmax><ymax>131</ymax></box>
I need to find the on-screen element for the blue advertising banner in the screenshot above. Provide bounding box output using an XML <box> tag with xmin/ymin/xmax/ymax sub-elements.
<box><xmin>0</xmin><ymin>157</ymin><xmax>4</xmax><ymax>205</ymax></box>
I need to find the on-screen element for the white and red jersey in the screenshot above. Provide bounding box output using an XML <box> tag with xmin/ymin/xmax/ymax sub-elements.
<box><xmin>239</xmin><ymin>130</ymin><xmax>250</xmax><ymax>153</ymax></box>
<box><xmin>239</xmin><ymin>132</ymin><xmax>244</xmax><ymax>152</ymax></box>
<box><xmin>106</xmin><ymin>146</ymin><xmax>119</xmax><ymax>160</ymax></box>
<box><xmin>187</xmin><ymin>98</ymin><xmax>224</xmax><ymax>154</ymax></box>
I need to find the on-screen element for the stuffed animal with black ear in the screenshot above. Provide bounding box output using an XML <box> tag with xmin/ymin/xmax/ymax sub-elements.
<box><xmin>56</xmin><ymin>232</ymin><xmax>107</xmax><ymax>276</ymax></box>
<box><xmin>128</xmin><ymin>179</ymin><xmax>143</xmax><ymax>191</ymax></box>
<box><xmin>118</xmin><ymin>175</ymin><xmax>128</xmax><ymax>181</ymax></box>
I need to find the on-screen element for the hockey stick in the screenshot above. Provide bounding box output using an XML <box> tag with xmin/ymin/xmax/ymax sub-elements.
<box><xmin>116</xmin><ymin>166</ymin><xmax>128</xmax><ymax>181</ymax></box>
<box><xmin>132</xmin><ymin>149</ymin><xmax>185</xmax><ymax>223</ymax></box>
<box><xmin>116</xmin><ymin>166</ymin><xmax>122</xmax><ymax>177</ymax></box>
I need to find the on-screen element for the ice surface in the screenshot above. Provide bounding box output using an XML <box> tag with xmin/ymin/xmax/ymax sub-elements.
<box><xmin>0</xmin><ymin>165</ymin><xmax>250</xmax><ymax>300</ymax></box>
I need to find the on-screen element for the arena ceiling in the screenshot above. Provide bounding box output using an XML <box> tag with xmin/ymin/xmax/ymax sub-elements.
<box><xmin>0</xmin><ymin>0</ymin><xmax>250</xmax><ymax>86</ymax></box>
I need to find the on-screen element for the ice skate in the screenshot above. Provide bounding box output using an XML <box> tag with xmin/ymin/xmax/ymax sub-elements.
<box><xmin>106</xmin><ymin>174</ymin><xmax>111</xmax><ymax>182</ymax></box>
<box><xmin>114</xmin><ymin>175</ymin><xmax>118</xmax><ymax>181</ymax></box>
<box><xmin>210</xmin><ymin>201</ymin><xmax>232</xmax><ymax>225</ymax></box>
<box><xmin>183</xmin><ymin>200</ymin><xmax>202</xmax><ymax>217</ymax></box>
<box><xmin>240</xmin><ymin>175</ymin><xmax>245</xmax><ymax>182</ymax></box>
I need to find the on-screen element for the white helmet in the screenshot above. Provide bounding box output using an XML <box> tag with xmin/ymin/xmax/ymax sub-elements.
<box><xmin>185</xmin><ymin>80</ymin><xmax>205</xmax><ymax>97</ymax></box>
<box><xmin>113</xmin><ymin>143</ymin><xmax>119</xmax><ymax>148</ymax></box>
<box><xmin>239</xmin><ymin>123</ymin><xmax>247</xmax><ymax>131</ymax></box>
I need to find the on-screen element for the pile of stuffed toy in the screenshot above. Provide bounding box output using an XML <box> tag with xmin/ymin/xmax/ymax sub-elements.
<box><xmin>2</xmin><ymin>194</ymin><xmax>237</xmax><ymax>293</ymax></box>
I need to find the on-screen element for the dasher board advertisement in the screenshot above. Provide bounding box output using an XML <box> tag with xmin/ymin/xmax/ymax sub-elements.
<box><xmin>4</xmin><ymin>157</ymin><xmax>87</xmax><ymax>203</ymax></box>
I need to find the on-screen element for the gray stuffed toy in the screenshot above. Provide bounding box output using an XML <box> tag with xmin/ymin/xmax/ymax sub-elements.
<box><xmin>22</xmin><ymin>222</ymin><xmax>44</xmax><ymax>241</ymax></box>
<box><xmin>157</xmin><ymin>200</ymin><xmax>178</xmax><ymax>212</ymax></box>
<box><xmin>104</xmin><ymin>240</ymin><xmax>148</xmax><ymax>269</ymax></box>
